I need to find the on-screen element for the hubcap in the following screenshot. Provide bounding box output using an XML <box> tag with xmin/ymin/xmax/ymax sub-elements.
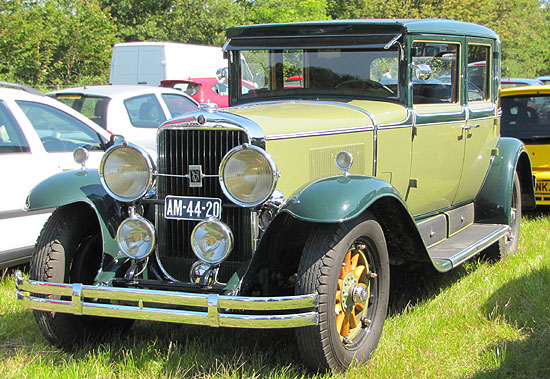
<box><xmin>335</xmin><ymin>243</ymin><xmax>374</xmax><ymax>343</ymax></box>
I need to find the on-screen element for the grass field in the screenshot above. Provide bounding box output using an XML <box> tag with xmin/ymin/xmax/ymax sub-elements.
<box><xmin>1</xmin><ymin>214</ymin><xmax>549</xmax><ymax>378</ymax></box>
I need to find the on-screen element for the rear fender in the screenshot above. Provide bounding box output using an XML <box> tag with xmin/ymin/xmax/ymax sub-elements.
<box><xmin>475</xmin><ymin>137</ymin><xmax>535</xmax><ymax>224</ymax></box>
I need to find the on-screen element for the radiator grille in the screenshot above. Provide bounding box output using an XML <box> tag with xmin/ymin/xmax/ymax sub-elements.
<box><xmin>156</xmin><ymin>127</ymin><xmax>252</xmax><ymax>282</ymax></box>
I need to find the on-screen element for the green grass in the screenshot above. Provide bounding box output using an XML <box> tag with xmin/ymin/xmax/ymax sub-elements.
<box><xmin>1</xmin><ymin>215</ymin><xmax>549</xmax><ymax>378</ymax></box>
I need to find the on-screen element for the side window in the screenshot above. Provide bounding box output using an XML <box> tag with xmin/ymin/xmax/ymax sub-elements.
<box><xmin>467</xmin><ymin>44</ymin><xmax>490</xmax><ymax>102</ymax></box>
<box><xmin>124</xmin><ymin>94</ymin><xmax>166</xmax><ymax>128</ymax></box>
<box><xmin>16</xmin><ymin>100</ymin><xmax>104</xmax><ymax>152</ymax></box>
<box><xmin>412</xmin><ymin>41</ymin><xmax>459</xmax><ymax>104</ymax></box>
<box><xmin>56</xmin><ymin>96</ymin><xmax>109</xmax><ymax>129</ymax></box>
<box><xmin>161</xmin><ymin>94</ymin><xmax>198</xmax><ymax>118</ymax></box>
<box><xmin>0</xmin><ymin>101</ymin><xmax>30</xmax><ymax>153</ymax></box>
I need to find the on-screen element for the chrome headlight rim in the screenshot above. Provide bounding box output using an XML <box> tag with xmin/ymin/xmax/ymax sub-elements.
<box><xmin>99</xmin><ymin>142</ymin><xmax>155</xmax><ymax>203</ymax></box>
<box><xmin>116</xmin><ymin>215</ymin><xmax>156</xmax><ymax>260</ymax></box>
<box><xmin>190</xmin><ymin>219</ymin><xmax>233</xmax><ymax>265</ymax></box>
<box><xmin>218</xmin><ymin>144</ymin><xmax>278</xmax><ymax>207</ymax></box>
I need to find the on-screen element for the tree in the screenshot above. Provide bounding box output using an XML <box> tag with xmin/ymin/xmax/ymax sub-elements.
<box><xmin>326</xmin><ymin>0</ymin><xmax>550</xmax><ymax>77</ymax></box>
<box><xmin>0</xmin><ymin>0</ymin><xmax>118</xmax><ymax>89</ymax></box>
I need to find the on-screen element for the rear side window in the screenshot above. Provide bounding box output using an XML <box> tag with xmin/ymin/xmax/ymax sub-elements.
<box><xmin>56</xmin><ymin>95</ymin><xmax>110</xmax><ymax>129</ymax></box>
<box><xmin>0</xmin><ymin>101</ymin><xmax>30</xmax><ymax>153</ymax></box>
<box><xmin>16</xmin><ymin>101</ymin><xmax>104</xmax><ymax>152</ymax></box>
<box><xmin>161</xmin><ymin>94</ymin><xmax>198</xmax><ymax>118</ymax></box>
<box><xmin>467</xmin><ymin>44</ymin><xmax>490</xmax><ymax>102</ymax></box>
<box><xmin>124</xmin><ymin>94</ymin><xmax>166</xmax><ymax>128</ymax></box>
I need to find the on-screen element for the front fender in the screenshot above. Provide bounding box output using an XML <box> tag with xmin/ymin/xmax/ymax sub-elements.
<box><xmin>475</xmin><ymin>137</ymin><xmax>535</xmax><ymax>224</ymax></box>
<box><xmin>281</xmin><ymin>175</ymin><xmax>407</xmax><ymax>223</ymax></box>
<box><xmin>26</xmin><ymin>169</ymin><xmax>124</xmax><ymax>259</ymax></box>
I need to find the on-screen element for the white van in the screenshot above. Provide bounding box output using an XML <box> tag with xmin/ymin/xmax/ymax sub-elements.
<box><xmin>109</xmin><ymin>42</ymin><xmax>226</xmax><ymax>86</ymax></box>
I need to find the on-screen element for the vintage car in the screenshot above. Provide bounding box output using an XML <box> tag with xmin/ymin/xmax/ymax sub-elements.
<box><xmin>501</xmin><ymin>85</ymin><xmax>550</xmax><ymax>205</ymax></box>
<box><xmin>16</xmin><ymin>19</ymin><xmax>535</xmax><ymax>373</ymax></box>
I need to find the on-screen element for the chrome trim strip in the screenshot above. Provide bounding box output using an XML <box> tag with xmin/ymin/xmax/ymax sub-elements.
<box><xmin>0</xmin><ymin>207</ymin><xmax>53</xmax><ymax>220</ymax></box>
<box><xmin>450</xmin><ymin>225</ymin><xmax>509</xmax><ymax>268</ymax></box>
<box><xmin>15</xmin><ymin>271</ymin><xmax>318</xmax><ymax>328</ymax></box>
<box><xmin>266</xmin><ymin>125</ymin><xmax>374</xmax><ymax>140</ymax></box>
<box><xmin>430</xmin><ymin>225</ymin><xmax>509</xmax><ymax>272</ymax></box>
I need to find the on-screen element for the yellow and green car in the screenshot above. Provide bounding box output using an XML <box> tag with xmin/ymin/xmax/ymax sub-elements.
<box><xmin>501</xmin><ymin>85</ymin><xmax>550</xmax><ymax>205</ymax></box>
<box><xmin>16</xmin><ymin>19</ymin><xmax>535</xmax><ymax>372</ymax></box>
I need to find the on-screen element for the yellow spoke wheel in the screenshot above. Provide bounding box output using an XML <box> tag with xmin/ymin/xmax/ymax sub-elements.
<box><xmin>295</xmin><ymin>213</ymin><xmax>390</xmax><ymax>373</ymax></box>
<box><xmin>335</xmin><ymin>244</ymin><xmax>371</xmax><ymax>342</ymax></box>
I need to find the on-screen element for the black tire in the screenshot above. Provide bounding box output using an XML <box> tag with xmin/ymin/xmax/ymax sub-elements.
<box><xmin>30</xmin><ymin>205</ymin><xmax>132</xmax><ymax>349</ymax></box>
<box><xmin>486</xmin><ymin>172</ymin><xmax>522</xmax><ymax>260</ymax></box>
<box><xmin>295</xmin><ymin>212</ymin><xmax>390</xmax><ymax>372</ymax></box>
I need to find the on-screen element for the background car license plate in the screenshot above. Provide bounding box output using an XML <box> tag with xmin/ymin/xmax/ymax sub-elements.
<box><xmin>164</xmin><ymin>195</ymin><xmax>222</xmax><ymax>220</ymax></box>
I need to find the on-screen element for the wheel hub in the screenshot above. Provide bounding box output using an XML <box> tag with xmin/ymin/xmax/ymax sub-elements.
<box><xmin>341</xmin><ymin>273</ymin><xmax>359</xmax><ymax>313</ymax></box>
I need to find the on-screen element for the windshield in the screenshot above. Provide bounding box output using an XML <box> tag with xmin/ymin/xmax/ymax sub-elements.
<box><xmin>237</xmin><ymin>48</ymin><xmax>399</xmax><ymax>102</ymax></box>
<box><xmin>501</xmin><ymin>94</ymin><xmax>550</xmax><ymax>141</ymax></box>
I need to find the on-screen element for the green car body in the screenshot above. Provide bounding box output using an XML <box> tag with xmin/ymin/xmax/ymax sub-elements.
<box><xmin>18</xmin><ymin>19</ymin><xmax>535</xmax><ymax>372</ymax></box>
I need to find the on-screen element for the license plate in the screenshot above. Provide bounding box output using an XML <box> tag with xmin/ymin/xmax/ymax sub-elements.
<box><xmin>164</xmin><ymin>195</ymin><xmax>222</xmax><ymax>221</ymax></box>
<box><xmin>535</xmin><ymin>180</ymin><xmax>550</xmax><ymax>194</ymax></box>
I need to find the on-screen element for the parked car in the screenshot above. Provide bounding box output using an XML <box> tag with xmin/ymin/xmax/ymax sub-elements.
<box><xmin>160</xmin><ymin>77</ymin><xmax>255</xmax><ymax>108</ymax></box>
<box><xmin>0</xmin><ymin>82</ymin><xmax>112</xmax><ymax>269</ymax></box>
<box><xmin>501</xmin><ymin>85</ymin><xmax>550</xmax><ymax>205</ymax></box>
<box><xmin>536</xmin><ymin>76</ymin><xmax>550</xmax><ymax>85</ymax></box>
<box><xmin>48</xmin><ymin>85</ymin><xmax>199</xmax><ymax>150</ymax></box>
<box><xmin>501</xmin><ymin>77</ymin><xmax>543</xmax><ymax>88</ymax></box>
<box><xmin>16</xmin><ymin>19</ymin><xmax>535</xmax><ymax>373</ymax></box>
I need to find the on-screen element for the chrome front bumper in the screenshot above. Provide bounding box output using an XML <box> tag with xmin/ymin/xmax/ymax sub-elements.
<box><xmin>15</xmin><ymin>271</ymin><xmax>318</xmax><ymax>328</ymax></box>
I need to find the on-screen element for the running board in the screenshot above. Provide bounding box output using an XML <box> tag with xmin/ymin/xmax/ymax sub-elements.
<box><xmin>428</xmin><ymin>224</ymin><xmax>510</xmax><ymax>272</ymax></box>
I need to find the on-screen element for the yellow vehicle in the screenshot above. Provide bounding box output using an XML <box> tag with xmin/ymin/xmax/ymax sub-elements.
<box><xmin>501</xmin><ymin>85</ymin><xmax>550</xmax><ymax>205</ymax></box>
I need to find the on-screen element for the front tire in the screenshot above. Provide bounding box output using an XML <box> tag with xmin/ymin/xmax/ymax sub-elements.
<box><xmin>30</xmin><ymin>205</ymin><xmax>132</xmax><ymax>349</ymax></box>
<box><xmin>295</xmin><ymin>213</ymin><xmax>390</xmax><ymax>372</ymax></box>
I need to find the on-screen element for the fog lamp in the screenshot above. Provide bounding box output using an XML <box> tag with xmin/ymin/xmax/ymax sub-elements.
<box><xmin>191</xmin><ymin>219</ymin><xmax>233</xmax><ymax>264</ymax></box>
<box><xmin>117</xmin><ymin>215</ymin><xmax>155</xmax><ymax>260</ymax></box>
<box><xmin>190</xmin><ymin>261</ymin><xmax>214</xmax><ymax>284</ymax></box>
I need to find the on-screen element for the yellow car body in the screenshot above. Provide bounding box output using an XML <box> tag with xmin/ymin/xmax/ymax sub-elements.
<box><xmin>501</xmin><ymin>85</ymin><xmax>550</xmax><ymax>205</ymax></box>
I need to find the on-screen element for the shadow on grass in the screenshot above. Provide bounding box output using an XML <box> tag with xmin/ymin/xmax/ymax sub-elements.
<box><xmin>388</xmin><ymin>261</ymin><xmax>472</xmax><ymax>316</ymax></box>
<box><xmin>471</xmin><ymin>267</ymin><xmax>550</xmax><ymax>378</ymax></box>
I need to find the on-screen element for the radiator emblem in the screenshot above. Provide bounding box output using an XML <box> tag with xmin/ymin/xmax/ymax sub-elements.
<box><xmin>189</xmin><ymin>165</ymin><xmax>203</xmax><ymax>187</ymax></box>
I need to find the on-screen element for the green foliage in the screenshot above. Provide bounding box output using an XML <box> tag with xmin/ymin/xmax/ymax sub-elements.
<box><xmin>241</xmin><ymin>0</ymin><xmax>328</xmax><ymax>24</ymax></box>
<box><xmin>0</xmin><ymin>0</ymin><xmax>549</xmax><ymax>88</ymax></box>
<box><xmin>0</xmin><ymin>0</ymin><xmax>118</xmax><ymax>89</ymax></box>
<box><xmin>327</xmin><ymin>0</ymin><xmax>550</xmax><ymax>77</ymax></box>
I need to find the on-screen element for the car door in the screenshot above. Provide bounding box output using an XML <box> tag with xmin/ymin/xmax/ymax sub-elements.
<box><xmin>0</xmin><ymin>100</ymin><xmax>56</xmax><ymax>266</ymax></box>
<box><xmin>453</xmin><ymin>40</ymin><xmax>499</xmax><ymax>204</ymax></box>
<box><xmin>406</xmin><ymin>40</ymin><xmax>467</xmax><ymax>216</ymax></box>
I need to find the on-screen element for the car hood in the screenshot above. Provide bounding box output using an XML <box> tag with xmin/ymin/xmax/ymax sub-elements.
<box><xmin>225</xmin><ymin>100</ymin><xmax>408</xmax><ymax>138</ymax></box>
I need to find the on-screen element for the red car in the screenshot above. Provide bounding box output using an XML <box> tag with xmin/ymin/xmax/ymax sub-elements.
<box><xmin>160</xmin><ymin>78</ymin><xmax>257</xmax><ymax>108</ymax></box>
<box><xmin>160</xmin><ymin>78</ymin><xmax>228</xmax><ymax>107</ymax></box>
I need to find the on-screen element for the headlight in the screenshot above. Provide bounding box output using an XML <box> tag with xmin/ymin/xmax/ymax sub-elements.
<box><xmin>191</xmin><ymin>219</ymin><xmax>233</xmax><ymax>264</ymax></box>
<box><xmin>117</xmin><ymin>215</ymin><xmax>155</xmax><ymax>260</ymax></box>
<box><xmin>219</xmin><ymin>144</ymin><xmax>278</xmax><ymax>207</ymax></box>
<box><xmin>99</xmin><ymin>143</ymin><xmax>155</xmax><ymax>202</ymax></box>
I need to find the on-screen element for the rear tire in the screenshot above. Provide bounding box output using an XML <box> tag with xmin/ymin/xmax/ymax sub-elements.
<box><xmin>295</xmin><ymin>213</ymin><xmax>390</xmax><ymax>372</ymax></box>
<box><xmin>486</xmin><ymin>172</ymin><xmax>522</xmax><ymax>260</ymax></box>
<box><xmin>30</xmin><ymin>205</ymin><xmax>132</xmax><ymax>349</ymax></box>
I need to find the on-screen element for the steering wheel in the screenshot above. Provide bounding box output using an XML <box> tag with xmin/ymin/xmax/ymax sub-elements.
<box><xmin>335</xmin><ymin>79</ymin><xmax>395</xmax><ymax>94</ymax></box>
